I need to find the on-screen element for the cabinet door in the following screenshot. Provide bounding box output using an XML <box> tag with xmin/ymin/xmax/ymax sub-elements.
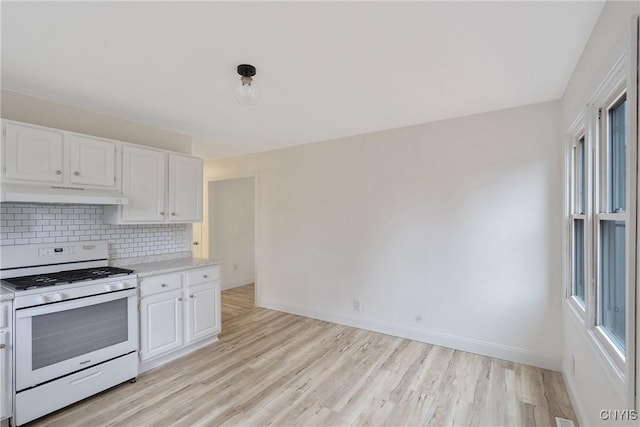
<box><xmin>168</xmin><ymin>154</ymin><xmax>203</xmax><ymax>222</ymax></box>
<box><xmin>186</xmin><ymin>282</ymin><xmax>220</xmax><ymax>343</ymax></box>
<box><xmin>140</xmin><ymin>289</ymin><xmax>183</xmax><ymax>361</ymax></box>
<box><xmin>0</xmin><ymin>330</ymin><xmax>10</xmax><ymax>421</ymax></box>
<box><xmin>4</xmin><ymin>122</ymin><xmax>64</xmax><ymax>183</ymax></box>
<box><xmin>68</xmin><ymin>135</ymin><xmax>116</xmax><ymax>187</ymax></box>
<box><xmin>122</xmin><ymin>145</ymin><xmax>166</xmax><ymax>222</ymax></box>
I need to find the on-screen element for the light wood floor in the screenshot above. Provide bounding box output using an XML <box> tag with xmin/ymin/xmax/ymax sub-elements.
<box><xmin>221</xmin><ymin>283</ymin><xmax>255</xmax><ymax>324</ymax></box>
<box><xmin>31</xmin><ymin>284</ymin><xmax>576</xmax><ymax>427</ymax></box>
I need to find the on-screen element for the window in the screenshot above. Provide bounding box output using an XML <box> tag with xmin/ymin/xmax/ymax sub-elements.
<box><xmin>570</xmin><ymin>135</ymin><xmax>586</xmax><ymax>306</ymax></box>
<box><xmin>565</xmin><ymin>52</ymin><xmax>636</xmax><ymax>392</ymax></box>
<box><xmin>596</xmin><ymin>92</ymin><xmax>627</xmax><ymax>355</ymax></box>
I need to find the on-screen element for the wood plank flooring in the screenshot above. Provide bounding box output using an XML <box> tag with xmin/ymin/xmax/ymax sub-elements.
<box><xmin>221</xmin><ymin>283</ymin><xmax>255</xmax><ymax>324</ymax></box>
<box><xmin>31</xmin><ymin>284</ymin><xmax>576</xmax><ymax>426</ymax></box>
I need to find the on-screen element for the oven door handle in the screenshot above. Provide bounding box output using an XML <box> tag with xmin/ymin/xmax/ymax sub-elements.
<box><xmin>16</xmin><ymin>288</ymin><xmax>137</xmax><ymax>318</ymax></box>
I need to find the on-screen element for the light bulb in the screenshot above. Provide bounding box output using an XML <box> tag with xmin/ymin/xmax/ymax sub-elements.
<box><xmin>235</xmin><ymin>75</ymin><xmax>258</xmax><ymax>105</ymax></box>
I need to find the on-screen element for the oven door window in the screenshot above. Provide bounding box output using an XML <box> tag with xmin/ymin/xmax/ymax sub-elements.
<box><xmin>32</xmin><ymin>298</ymin><xmax>128</xmax><ymax>370</ymax></box>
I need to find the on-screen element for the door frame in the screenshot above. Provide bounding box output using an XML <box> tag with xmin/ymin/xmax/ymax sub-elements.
<box><xmin>202</xmin><ymin>171</ymin><xmax>259</xmax><ymax>307</ymax></box>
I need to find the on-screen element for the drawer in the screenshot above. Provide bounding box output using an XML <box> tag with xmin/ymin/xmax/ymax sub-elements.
<box><xmin>139</xmin><ymin>273</ymin><xmax>182</xmax><ymax>297</ymax></box>
<box><xmin>185</xmin><ymin>266</ymin><xmax>219</xmax><ymax>286</ymax></box>
<box><xmin>15</xmin><ymin>352</ymin><xmax>138</xmax><ymax>425</ymax></box>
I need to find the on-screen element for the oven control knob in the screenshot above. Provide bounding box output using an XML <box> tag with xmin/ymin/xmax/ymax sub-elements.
<box><xmin>35</xmin><ymin>295</ymin><xmax>45</xmax><ymax>304</ymax></box>
<box><xmin>104</xmin><ymin>284</ymin><xmax>113</xmax><ymax>292</ymax></box>
<box><xmin>52</xmin><ymin>293</ymin><xmax>63</xmax><ymax>301</ymax></box>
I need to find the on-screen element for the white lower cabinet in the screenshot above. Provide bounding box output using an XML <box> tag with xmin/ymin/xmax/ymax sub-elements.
<box><xmin>140</xmin><ymin>289</ymin><xmax>184</xmax><ymax>361</ymax></box>
<box><xmin>138</xmin><ymin>265</ymin><xmax>220</xmax><ymax>367</ymax></box>
<box><xmin>187</xmin><ymin>282</ymin><xmax>220</xmax><ymax>343</ymax></box>
<box><xmin>0</xmin><ymin>300</ymin><xmax>13</xmax><ymax>422</ymax></box>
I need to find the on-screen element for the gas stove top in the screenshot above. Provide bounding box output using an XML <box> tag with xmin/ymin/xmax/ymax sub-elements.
<box><xmin>1</xmin><ymin>241</ymin><xmax>139</xmax><ymax>310</ymax></box>
<box><xmin>2</xmin><ymin>266</ymin><xmax>135</xmax><ymax>290</ymax></box>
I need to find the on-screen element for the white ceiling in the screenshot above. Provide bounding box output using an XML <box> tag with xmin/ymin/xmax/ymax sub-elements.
<box><xmin>1</xmin><ymin>1</ymin><xmax>604</xmax><ymax>159</ymax></box>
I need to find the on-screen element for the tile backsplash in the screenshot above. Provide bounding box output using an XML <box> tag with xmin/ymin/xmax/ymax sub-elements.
<box><xmin>0</xmin><ymin>203</ymin><xmax>190</xmax><ymax>260</ymax></box>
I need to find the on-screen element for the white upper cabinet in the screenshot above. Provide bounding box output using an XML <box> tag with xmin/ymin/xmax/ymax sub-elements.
<box><xmin>1</xmin><ymin>120</ymin><xmax>117</xmax><ymax>189</ymax></box>
<box><xmin>105</xmin><ymin>146</ymin><xmax>203</xmax><ymax>224</ymax></box>
<box><xmin>3</xmin><ymin>122</ymin><xmax>64</xmax><ymax>183</ymax></box>
<box><xmin>68</xmin><ymin>134</ymin><xmax>116</xmax><ymax>187</ymax></box>
<box><xmin>120</xmin><ymin>145</ymin><xmax>166</xmax><ymax>222</ymax></box>
<box><xmin>169</xmin><ymin>154</ymin><xmax>203</xmax><ymax>222</ymax></box>
<box><xmin>2</xmin><ymin>120</ymin><xmax>203</xmax><ymax>224</ymax></box>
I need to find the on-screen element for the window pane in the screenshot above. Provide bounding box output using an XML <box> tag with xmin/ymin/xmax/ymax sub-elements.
<box><xmin>573</xmin><ymin>219</ymin><xmax>585</xmax><ymax>304</ymax></box>
<box><xmin>599</xmin><ymin>220</ymin><xmax>625</xmax><ymax>351</ymax></box>
<box><xmin>577</xmin><ymin>137</ymin><xmax>585</xmax><ymax>214</ymax></box>
<box><xmin>609</xmin><ymin>96</ymin><xmax>626</xmax><ymax>212</ymax></box>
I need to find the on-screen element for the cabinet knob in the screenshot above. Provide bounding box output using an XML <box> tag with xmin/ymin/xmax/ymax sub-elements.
<box><xmin>74</xmin><ymin>171</ymin><xmax>80</xmax><ymax>176</ymax></box>
<box><xmin>178</xmin><ymin>297</ymin><xmax>183</xmax><ymax>301</ymax></box>
<box><xmin>171</xmin><ymin>212</ymin><xmax>176</xmax><ymax>216</ymax></box>
<box><xmin>160</xmin><ymin>212</ymin><xmax>165</xmax><ymax>216</ymax></box>
<box><xmin>0</xmin><ymin>343</ymin><xmax>5</xmax><ymax>349</ymax></box>
<box><xmin>161</xmin><ymin>283</ymin><xmax>167</xmax><ymax>288</ymax></box>
<box><xmin>193</xmin><ymin>241</ymin><xmax>199</xmax><ymax>246</ymax></box>
<box><xmin>190</xmin><ymin>294</ymin><xmax>194</xmax><ymax>298</ymax></box>
<box><xmin>55</xmin><ymin>170</ymin><xmax>62</xmax><ymax>175</ymax></box>
<box><xmin>203</xmin><ymin>275</ymin><xmax>208</xmax><ymax>278</ymax></box>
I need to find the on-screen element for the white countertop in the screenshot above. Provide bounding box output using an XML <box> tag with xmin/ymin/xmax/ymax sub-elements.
<box><xmin>118</xmin><ymin>256</ymin><xmax>222</xmax><ymax>278</ymax></box>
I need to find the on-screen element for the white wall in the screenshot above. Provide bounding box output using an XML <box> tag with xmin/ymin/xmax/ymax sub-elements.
<box><xmin>204</xmin><ymin>100</ymin><xmax>563</xmax><ymax>370</ymax></box>
<box><xmin>560</xmin><ymin>1</ymin><xmax>640</xmax><ymax>425</ymax></box>
<box><xmin>209</xmin><ymin>178</ymin><xmax>255</xmax><ymax>290</ymax></box>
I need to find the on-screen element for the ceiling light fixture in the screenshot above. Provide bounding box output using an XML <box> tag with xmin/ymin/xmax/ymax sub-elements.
<box><xmin>235</xmin><ymin>64</ymin><xmax>258</xmax><ymax>105</ymax></box>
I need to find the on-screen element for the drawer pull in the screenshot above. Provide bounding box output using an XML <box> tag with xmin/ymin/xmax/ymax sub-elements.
<box><xmin>0</xmin><ymin>343</ymin><xmax>5</xmax><ymax>349</ymax></box>
<box><xmin>70</xmin><ymin>370</ymin><xmax>102</xmax><ymax>386</ymax></box>
<box><xmin>190</xmin><ymin>294</ymin><xmax>194</xmax><ymax>298</ymax></box>
<box><xmin>203</xmin><ymin>275</ymin><xmax>208</xmax><ymax>279</ymax></box>
<box><xmin>161</xmin><ymin>283</ymin><xmax>167</xmax><ymax>288</ymax></box>
<box><xmin>74</xmin><ymin>171</ymin><xmax>80</xmax><ymax>176</ymax></box>
<box><xmin>55</xmin><ymin>170</ymin><xmax>62</xmax><ymax>175</ymax></box>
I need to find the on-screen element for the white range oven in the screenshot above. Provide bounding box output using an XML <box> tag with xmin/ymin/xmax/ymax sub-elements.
<box><xmin>0</xmin><ymin>241</ymin><xmax>138</xmax><ymax>426</ymax></box>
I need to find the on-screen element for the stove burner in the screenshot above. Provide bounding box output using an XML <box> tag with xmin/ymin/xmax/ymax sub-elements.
<box><xmin>34</xmin><ymin>277</ymin><xmax>57</xmax><ymax>283</ymax></box>
<box><xmin>3</xmin><ymin>266</ymin><xmax>135</xmax><ymax>290</ymax></box>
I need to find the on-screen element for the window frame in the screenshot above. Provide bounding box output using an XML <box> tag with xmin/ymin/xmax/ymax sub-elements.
<box><xmin>564</xmin><ymin>47</ymin><xmax>637</xmax><ymax>407</ymax></box>
<box><xmin>592</xmin><ymin>69</ymin><xmax>632</xmax><ymax>372</ymax></box>
<box><xmin>565</xmin><ymin>113</ymin><xmax>588</xmax><ymax>317</ymax></box>
<box><xmin>594</xmin><ymin>87</ymin><xmax>629</xmax><ymax>368</ymax></box>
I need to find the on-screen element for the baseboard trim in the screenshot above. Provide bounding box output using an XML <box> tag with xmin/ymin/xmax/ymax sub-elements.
<box><xmin>561</xmin><ymin>367</ymin><xmax>588</xmax><ymax>427</ymax></box>
<box><xmin>261</xmin><ymin>301</ymin><xmax>561</xmax><ymax>371</ymax></box>
<box><xmin>221</xmin><ymin>280</ymin><xmax>254</xmax><ymax>290</ymax></box>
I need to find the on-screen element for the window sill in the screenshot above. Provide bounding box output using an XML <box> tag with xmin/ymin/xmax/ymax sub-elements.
<box><xmin>563</xmin><ymin>299</ymin><xmax>627</xmax><ymax>402</ymax></box>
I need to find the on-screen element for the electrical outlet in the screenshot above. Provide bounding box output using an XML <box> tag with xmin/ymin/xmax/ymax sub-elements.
<box><xmin>353</xmin><ymin>299</ymin><xmax>360</xmax><ymax>312</ymax></box>
<box><xmin>555</xmin><ymin>417</ymin><xmax>575</xmax><ymax>427</ymax></box>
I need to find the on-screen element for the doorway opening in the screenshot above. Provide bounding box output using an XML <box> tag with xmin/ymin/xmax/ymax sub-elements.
<box><xmin>194</xmin><ymin>176</ymin><xmax>256</xmax><ymax>326</ymax></box>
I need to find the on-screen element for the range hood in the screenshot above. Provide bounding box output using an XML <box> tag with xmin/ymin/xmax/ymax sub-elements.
<box><xmin>1</xmin><ymin>183</ymin><xmax>128</xmax><ymax>205</ymax></box>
